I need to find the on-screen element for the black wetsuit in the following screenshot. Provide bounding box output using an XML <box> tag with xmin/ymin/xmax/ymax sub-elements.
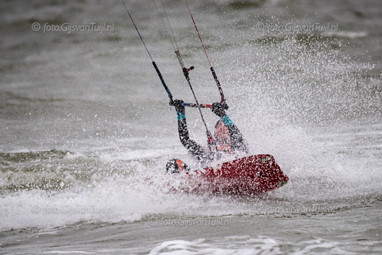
<box><xmin>176</xmin><ymin>103</ymin><xmax>248</xmax><ymax>167</ymax></box>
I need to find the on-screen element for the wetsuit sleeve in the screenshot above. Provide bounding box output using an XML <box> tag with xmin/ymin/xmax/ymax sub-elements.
<box><xmin>176</xmin><ymin>110</ymin><xmax>211</xmax><ymax>164</ymax></box>
<box><xmin>220</xmin><ymin>114</ymin><xmax>248</xmax><ymax>154</ymax></box>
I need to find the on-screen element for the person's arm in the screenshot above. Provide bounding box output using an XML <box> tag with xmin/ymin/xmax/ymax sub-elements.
<box><xmin>173</xmin><ymin>100</ymin><xmax>211</xmax><ymax>163</ymax></box>
<box><xmin>212</xmin><ymin>102</ymin><xmax>248</xmax><ymax>153</ymax></box>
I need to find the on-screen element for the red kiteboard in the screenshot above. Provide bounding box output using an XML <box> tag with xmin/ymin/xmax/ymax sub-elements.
<box><xmin>175</xmin><ymin>154</ymin><xmax>288</xmax><ymax>195</ymax></box>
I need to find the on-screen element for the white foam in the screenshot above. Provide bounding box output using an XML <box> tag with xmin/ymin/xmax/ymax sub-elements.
<box><xmin>148</xmin><ymin>235</ymin><xmax>354</xmax><ymax>255</ymax></box>
<box><xmin>324</xmin><ymin>31</ymin><xmax>368</xmax><ymax>39</ymax></box>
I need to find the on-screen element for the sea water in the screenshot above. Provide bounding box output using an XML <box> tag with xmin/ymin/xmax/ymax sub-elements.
<box><xmin>1</xmin><ymin>0</ymin><xmax>381</xmax><ymax>254</ymax></box>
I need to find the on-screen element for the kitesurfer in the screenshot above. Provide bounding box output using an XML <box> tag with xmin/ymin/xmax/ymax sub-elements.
<box><xmin>166</xmin><ymin>100</ymin><xmax>248</xmax><ymax>173</ymax></box>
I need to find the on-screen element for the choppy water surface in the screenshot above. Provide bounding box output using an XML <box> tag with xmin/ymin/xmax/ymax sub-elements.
<box><xmin>1</xmin><ymin>0</ymin><xmax>381</xmax><ymax>254</ymax></box>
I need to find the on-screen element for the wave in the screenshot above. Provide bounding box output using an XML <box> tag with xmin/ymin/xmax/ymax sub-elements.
<box><xmin>0</xmin><ymin>149</ymin><xmax>145</xmax><ymax>194</ymax></box>
<box><xmin>1</xmin><ymin>145</ymin><xmax>381</xmax><ymax>231</ymax></box>
<box><xmin>148</xmin><ymin>236</ymin><xmax>353</xmax><ymax>255</ymax></box>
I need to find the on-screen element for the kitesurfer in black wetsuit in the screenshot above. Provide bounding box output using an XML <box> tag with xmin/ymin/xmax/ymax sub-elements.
<box><xmin>166</xmin><ymin>99</ymin><xmax>248</xmax><ymax>173</ymax></box>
